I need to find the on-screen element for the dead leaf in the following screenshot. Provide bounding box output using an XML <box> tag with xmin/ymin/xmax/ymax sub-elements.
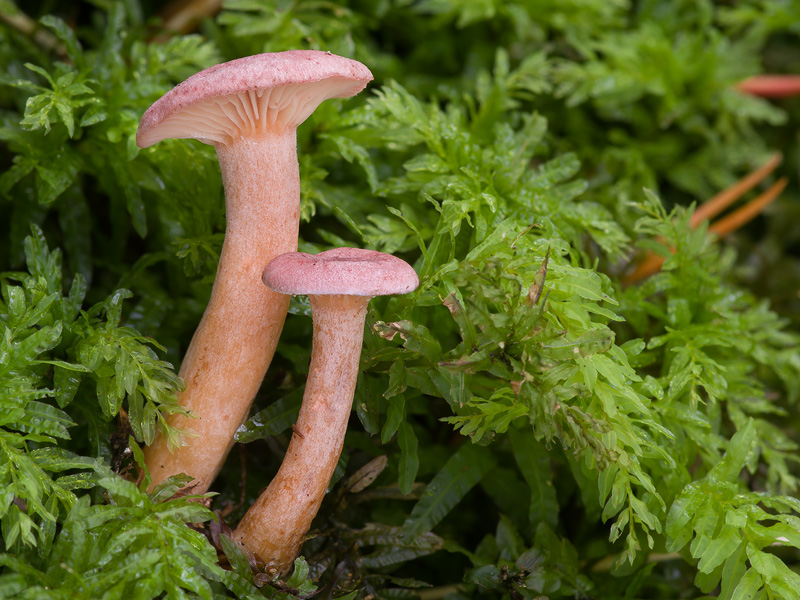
<box><xmin>527</xmin><ymin>247</ymin><xmax>550</xmax><ymax>305</ymax></box>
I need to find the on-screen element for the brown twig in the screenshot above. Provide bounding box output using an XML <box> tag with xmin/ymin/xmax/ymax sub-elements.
<box><xmin>158</xmin><ymin>0</ymin><xmax>223</xmax><ymax>35</ymax></box>
<box><xmin>0</xmin><ymin>4</ymin><xmax>62</xmax><ymax>53</ymax></box>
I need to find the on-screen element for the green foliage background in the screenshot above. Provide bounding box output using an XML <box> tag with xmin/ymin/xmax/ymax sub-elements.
<box><xmin>1</xmin><ymin>0</ymin><xmax>800</xmax><ymax>598</ymax></box>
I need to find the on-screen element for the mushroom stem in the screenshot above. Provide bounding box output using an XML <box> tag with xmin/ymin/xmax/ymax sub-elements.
<box><xmin>144</xmin><ymin>132</ymin><xmax>299</xmax><ymax>492</ymax></box>
<box><xmin>233</xmin><ymin>294</ymin><xmax>368</xmax><ymax>571</ymax></box>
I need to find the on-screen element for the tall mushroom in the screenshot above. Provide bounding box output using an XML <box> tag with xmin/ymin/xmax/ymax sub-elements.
<box><xmin>233</xmin><ymin>248</ymin><xmax>419</xmax><ymax>572</ymax></box>
<box><xmin>136</xmin><ymin>51</ymin><xmax>373</xmax><ymax>492</ymax></box>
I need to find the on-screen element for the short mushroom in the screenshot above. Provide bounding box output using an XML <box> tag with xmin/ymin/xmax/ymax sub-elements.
<box><xmin>136</xmin><ymin>51</ymin><xmax>373</xmax><ymax>492</ymax></box>
<box><xmin>233</xmin><ymin>248</ymin><xmax>419</xmax><ymax>572</ymax></box>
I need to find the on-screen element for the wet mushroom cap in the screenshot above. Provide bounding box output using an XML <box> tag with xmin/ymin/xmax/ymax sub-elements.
<box><xmin>263</xmin><ymin>248</ymin><xmax>419</xmax><ymax>297</ymax></box>
<box><xmin>136</xmin><ymin>50</ymin><xmax>373</xmax><ymax>147</ymax></box>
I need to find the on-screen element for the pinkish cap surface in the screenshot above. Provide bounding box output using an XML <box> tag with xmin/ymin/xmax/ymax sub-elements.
<box><xmin>263</xmin><ymin>248</ymin><xmax>419</xmax><ymax>297</ymax></box>
<box><xmin>137</xmin><ymin>50</ymin><xmax>373</xmax><ymax>147</ymax></box>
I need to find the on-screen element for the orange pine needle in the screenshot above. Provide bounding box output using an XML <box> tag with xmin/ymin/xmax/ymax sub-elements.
<box><xmin>623</xmin><ymin>252</ymin><xmax>668</xmax><ymax>285</ymax></box>
<box><xmin>690</xmin><ymin>152</ymin><xmax>782</xmax><ymax>228</ymax></box>
<box><xmin>625</xmin><ymin>157</ymin><xmax>785</xmax><ymax>285</ymax></box>
<box><xmin>708</xmin><ymin>177</ymin><xmax>787</xmax><ymax>237</ymax></box>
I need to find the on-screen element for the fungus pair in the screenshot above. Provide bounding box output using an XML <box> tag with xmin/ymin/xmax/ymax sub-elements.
<box><xmin>138</xmin><ymin>51</ymin><xmax>419</xmax><ymax>571</ymax></box>
<box><xmin>137</xmin><ymin>50</ymin><xmax>373</xmax><ymax>492</ymax></box>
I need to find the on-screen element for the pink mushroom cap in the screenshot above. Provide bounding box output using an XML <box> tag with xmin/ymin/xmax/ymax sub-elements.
<box><xmin>263</xmin><ymin>248</ymin><xmax>419</xmax><ymax>297</ymax></box>
<box><xmin>137</xmin><ymin>50</ymin><xmax>373</xmax><ymax>147</ymax></box>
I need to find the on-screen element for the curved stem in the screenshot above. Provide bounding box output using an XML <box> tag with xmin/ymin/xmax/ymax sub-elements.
<box><xmin>144</xmin><ymin>131</ymin><xmax>300</xmax><ymax>493</ymax></box>
<box><xmin>233</xmin><ymin>294</ymin><xmax>369</xmax><ymax>572</ymax></box>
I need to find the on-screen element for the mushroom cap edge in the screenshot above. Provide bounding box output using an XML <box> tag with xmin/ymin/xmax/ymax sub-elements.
<box><xmin>137</xmin><ymin>50</ymin><xmax>373</xmax><ymax>148</ymax></box>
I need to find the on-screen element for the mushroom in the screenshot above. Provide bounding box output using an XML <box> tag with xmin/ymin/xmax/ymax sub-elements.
<box><xmin>136</xmin><ymin>51</ymin><xmax>373</xmax><ymax>492</ymax></box>
<box><xmin>233</xmin><ymin>248</ymin><xmax>419</xmax><ymax>572</ymax></box>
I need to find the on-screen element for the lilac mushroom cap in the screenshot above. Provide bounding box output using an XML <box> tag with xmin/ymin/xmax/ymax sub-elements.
<box><xmin>263</xmin><ymin>248</ymin><xmax>420</xmax><ymax>298</ymax></box>
<box><xmin>136</xmin><ymin>50</ymin><xmax>373</xmax><ymax>147</ymax></box>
